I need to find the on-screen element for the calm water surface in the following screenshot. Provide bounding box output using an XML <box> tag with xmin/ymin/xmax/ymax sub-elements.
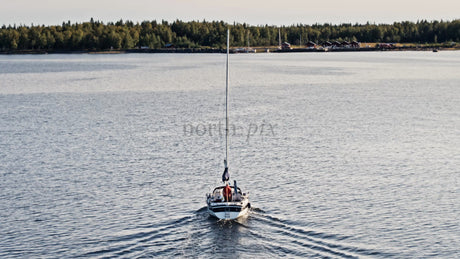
<box><xmin>0</xmin><ymin>52</ymin><xmax>459</xmax><ymax>258</ymax></box>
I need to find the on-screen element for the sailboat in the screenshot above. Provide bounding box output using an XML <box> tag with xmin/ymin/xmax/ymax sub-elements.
<box><xmin>206</xmin><ymin>29</ymin><xmax>251</xmax><ymax>220</ymax></box>
<box><xmin>234</xmin><ymin>31</ymin><xmax>256</xmax><ymax>53</ymax></box>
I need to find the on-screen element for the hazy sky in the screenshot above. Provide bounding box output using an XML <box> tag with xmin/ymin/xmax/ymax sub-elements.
<box><xmin>1</xmin><ymin>0</ymin><xmax>459</xmax><ymax>26</ymax></box>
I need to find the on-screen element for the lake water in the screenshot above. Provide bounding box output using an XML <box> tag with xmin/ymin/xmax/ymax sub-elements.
<box><xmin>0</xmin><ymin>51</ymin><xmax>459</xmax><ymax>258</ymax></box>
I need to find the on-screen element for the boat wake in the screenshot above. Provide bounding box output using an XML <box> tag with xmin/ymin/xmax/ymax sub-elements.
<box><xmin>249</xmin><ymin>211</ymin><xmax>394</xmax><ymax>258</ymax></box>
<box><xmin>79</xmin><ymin>215</ymin><xmax>195</xmax><ymax>258</ymax></box>
<box><xmin>77</xmin><ymin>207</ymin><xmax>394</xmax><ymax>258</ymax></box>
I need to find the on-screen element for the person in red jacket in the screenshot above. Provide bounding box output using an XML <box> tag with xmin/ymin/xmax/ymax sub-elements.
<box><xmin>223</xmin><ymin>183</ymin><xmax>232</xmax><ymax>202</ymax></box>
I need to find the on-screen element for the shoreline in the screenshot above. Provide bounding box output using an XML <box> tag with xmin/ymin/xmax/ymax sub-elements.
<box><xmin>0</xmin><ymin>46</ymin><xmax>458</xmax><ymax>55</ymax></box>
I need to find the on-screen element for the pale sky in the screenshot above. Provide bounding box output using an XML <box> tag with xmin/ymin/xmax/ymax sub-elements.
<box><xmin>1</xmin><ymin>0</ymin><xmax>459</xmax><ymax>26</ymax></box>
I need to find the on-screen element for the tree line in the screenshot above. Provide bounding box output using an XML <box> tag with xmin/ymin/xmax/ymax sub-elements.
<box><xmin>0</xmin><ymin>19</ymin><xmax>459</xmax><ymax>51</ymax></box>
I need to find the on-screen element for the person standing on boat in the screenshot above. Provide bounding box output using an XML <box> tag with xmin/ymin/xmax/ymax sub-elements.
<box><xmin>223</xmin><ymin>183</ymin><xmax>232</xmax><ymax>202</ymax></box>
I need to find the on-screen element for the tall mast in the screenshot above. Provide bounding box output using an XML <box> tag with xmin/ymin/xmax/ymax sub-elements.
<box><xmin>225</xmin><ymin>29</ymin><xmax>229</xmax><ymax>170</ymax></box>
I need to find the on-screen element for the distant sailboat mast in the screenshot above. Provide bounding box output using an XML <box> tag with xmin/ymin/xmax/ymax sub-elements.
<box><xmin>247</xmin><ymin>30</ymin><xmax>250</xmax><ymax>50</ymax></box>
<box><xmin>279</xmin><ymin>28</ymin><xmax>281</xmax><ymax>48</ymax></box>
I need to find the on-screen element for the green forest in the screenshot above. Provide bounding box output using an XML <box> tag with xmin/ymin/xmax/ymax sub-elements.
<box><xmin>1</xmin><ymin>19</ymin><xmax>459</xmax><ymax>51</ymax></box>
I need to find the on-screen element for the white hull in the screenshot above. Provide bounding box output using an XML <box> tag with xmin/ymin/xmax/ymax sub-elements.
<box><xmin>207</xmin><ymin>200</ymin><xmax>250</xmax><ymax>220</ymax></box>
<box><xmin>206</xmin><ymin>185</ymin><xmax>250</xmax><ymax>220</ymax></box>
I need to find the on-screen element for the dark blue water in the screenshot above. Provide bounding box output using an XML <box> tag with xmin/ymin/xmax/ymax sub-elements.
<box><xmin>0</xmin><ymin>52</ymin><xmax>459</xmax><ymax>258</ymax></box>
